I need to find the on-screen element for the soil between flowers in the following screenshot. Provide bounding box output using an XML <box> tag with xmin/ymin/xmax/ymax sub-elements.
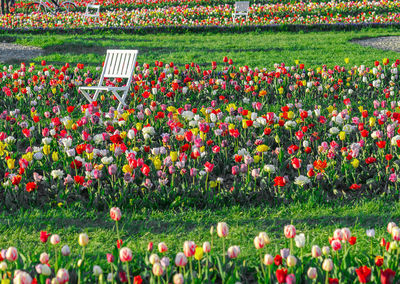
<box><xmin>352</xmin><ymin>36</ymin><xmax>400</xmax><ymax>52</ymax></box>
<box><xmin>0</xmin><ymin>42</ymin><xmax>42</xmax><ymax>62</ymax></box>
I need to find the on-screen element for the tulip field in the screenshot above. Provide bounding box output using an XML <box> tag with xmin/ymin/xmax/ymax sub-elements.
<box><xmin>3</xmin><ymin>0</ymin><xmax>400</xmax><ymax>282</ymax></box>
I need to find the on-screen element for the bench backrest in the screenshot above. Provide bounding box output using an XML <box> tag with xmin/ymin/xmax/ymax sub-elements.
<box><xmin>235</xmin><ymin>1</ymin><xmax>249</xmax><ymax>12</ymax></box>
<box><xmin>84</xmin><ymin>0</ymin><xmax>100</xmax><ymax>17</ymax></box>
<box><xmin>99</xmin><ymin>50</ymin><xmax>138</xmax><ymax>86</ymax></box>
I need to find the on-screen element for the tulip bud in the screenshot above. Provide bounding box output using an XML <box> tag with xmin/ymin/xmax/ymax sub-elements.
<box><xmin>311</xmin><ymin>245</ymin><xmax>322</xmax><ymax>258</ymax></box>
<box><xmin>254</xmin><ymin>236</ymin><xmax>265</xmax><ymax>250</ymax></box>
<box><xmin>50</xmin><ymin>234</ymin><xmax>61</xmax><ymax>245</ymax></box>
<box><xmin>392</xmin><ymin>227</ymin><xmax>400</xmax><ymax>241</ymax></box>
<box><xmin>149</xmin><ymin>254</ymin><xmax>160</xmax><ymax>265</ymax></box>
<box><xmin>119</xmin><ymin>247</ymin><xmax>133</xmax><ymax>262</ymax></box>
<box><xmin>158</xmin><ymin>242</ymin><xmax>168</xmax><ymax>253</ymax></box>
<box><xmin>148</xmin><ymin>242</ymin><xmax>153</xmax><ymax>252</ymax></box>
<box><xmin>93</xmin><ymin>265</ymin><xmax>103</xmax><ymax>276</ymax></box>
<box><xmin>284</xmin><ymin>225</ymin><xmax>296</xmax><ymax>239</ymax></box>
<box><xmin>78</xmin><ymin>233</ymin><xmax>89</xmax><ymax>247</ymax></box>
<box><xmin>40</xmin><ymin>252</ymin><xmax>49</xmax><ymax>264</ymax></box>
<box><xmin>258</xmin><ymin>232</ymin><xmax>271</xmax><ymax>245</ymax></box>
<box><xmin>217</xmin><ymin>222</ymin><xmax>228</xmax><ymax>238</ymax></box>
<box><xmin>287</xmin><ymin>255</ymin><xmax>297</xmax><ymax>267</ymax></box>
<box><xmin>322</xmin><ymin>259</ymin><xmax>333</xmax><ymax>272</ymax></box>
<box><xmin>173</xmin><ymin>273</ymin><xmax>184</xmax><ymax>284</ymax></box>
<box><xmin>110</xmin><ymin>207</ymin><xmax>122</xmax><ymax>221</ymax></box>
<box><xmin>61</xmin><ymin>245</ymin><xmax>71</xmax><ymax>256</ymax></box>
<box><xmin>388</xmin><ymin>222</ymin><xmax>397</xmax><ymax>234</ymax></box>
<box><xmin>56</xmin><ymin>268</ymin><xmax>70</xmax><ymax>284</ymax></box>
<box><xmin>6</xmin><ymin>247</ymin><xmax>18</xmax><ymax>262</ymax></box>
<box><xmin>227</xmin><ymin>246</ymin><xmax>240</xmax><ymax>259</ymax></box>
<box><xmin>322</xmin><ymin>246</ymin><xmax>330</xmax><ymax>256</ymax></box>
<box><xmin>175</xmin><ymin>252</ymin><xmax>187</xmax><ymax>267</ymax></box>
<box><xmin>202</xmin><ymin>242</ymin><xmax>211</xmax><ymax>253</ymax></box>
<box><xmin>307</xmin><ymin>267</ymin><xmax>317</xmax><ymax>279</ymax></box>
<box><xmin>263</xmin><ymin>254</ymin><xmax>273</xmax><ymax>266</ymax></box>
<box><xmin>183</xmin><ymin>241</ymin><xmax>196</xmax><ymax>257</ymax></box>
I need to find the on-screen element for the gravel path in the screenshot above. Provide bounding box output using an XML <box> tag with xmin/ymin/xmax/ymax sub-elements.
<box><xmin>0</xmin><ymin>42</ymin><xmax>43</xmax><ymax>62</ymax></box>
<box><xmin>352</xmin><ymin>36</ymin><xmax>400</xmax><ymax>52</ymax></box>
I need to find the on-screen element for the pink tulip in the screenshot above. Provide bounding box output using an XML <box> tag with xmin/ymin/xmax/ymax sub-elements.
<box><xmin>119</xmin><ymin>247</ymin><xmax>133</xmax><ymax>262</ymax></box>
<box><xmin>110</xmin><ymin>207</ymin><xmax>122</xmax><ymax>221</ymax></box>
<box><xmin>183</xmin><ymin>241</ymin><xmax>195</xmax><ymax>257</ymax></box>
<box><xmin>284</xmin><ymin>225</ymin><xmax>296</xmax><ymax>239</ymax></box>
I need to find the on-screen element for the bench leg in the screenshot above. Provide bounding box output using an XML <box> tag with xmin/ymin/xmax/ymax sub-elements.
<box><xmin>80</xmin><ymin>89</ymin><xmax>93</xmax><ymax>103</ymax></box>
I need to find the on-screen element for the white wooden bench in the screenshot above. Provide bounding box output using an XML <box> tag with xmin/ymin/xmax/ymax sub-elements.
<box><xmin>232</xmin><ymin>1</ymin><xmax>249</xmax><ymax>22</ymax></box>
<box><xmin>79</xmin><ymin>49</ymin><xmax>138</xmax><ymax>111</ymax></box>
<box><xmin>84</xmin><ymin>1</ymin><xmax>100</xmax><ymax>19</ymax></box>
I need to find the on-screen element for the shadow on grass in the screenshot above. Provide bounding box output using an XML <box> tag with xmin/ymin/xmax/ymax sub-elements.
<box><xmin>0</xmin><ymin>213</ymin><xmax>396</xmax><ymax>235</ymax></box>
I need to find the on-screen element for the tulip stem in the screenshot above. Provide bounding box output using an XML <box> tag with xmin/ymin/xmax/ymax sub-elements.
<box><xmin>110</xmin><ymin>264</ymin><xmax>114</xmax><ymax>284</ymax></box>
<box><xmin>205</xmin><ymin>172</ymin><xmax>209</xmax><ymax>192</ymax></box>
<box><xmin>268</xmin><ymin>265</ymin><xmax>271</xmax><ymax>283</ymax></box>
<box><xmin>222</xmin><ymin>238</ymin><xmax>226</xmax><ymax>265</ymax></box>
<box><xmin>325</xmin><ymin>271</ymin><xmax>329</xmax><ymax>284</ymax></box>
<box><xmin>55</xmin><ymin>246</ymin><xmax>58</xmax><ymax>273</ymax></box>
<box><xmin>126</xmin><ymin>263</ymin><xmax>131</xmax><ymax>284</ymax></box>
<box><xmin>259</xmin><ymin>252</ymin><xmax>266</xmax><ymax>283</ymax></box>
<box><xmin>116</xmin><ymin>221</ymin><xmax>121</xmax><ymax>247</ymax></box>
<box><xmin>198</xmin><ymin>259</ymin><xmax>201</xmax><ymax>279</ymax></box>
<box><xmin>206</xmin><ymin>253</ymin><xmax>209</xmax><ymax>282</ymax></box>
<box><xmin>370</xmin><ymin>239</ymin><xmax>373</xmax><ymax>259</ymax></box>
<box><xmin>189</xmin><ymin>257</ymin><xmax>194</xmax><ymax>282</ymax></box>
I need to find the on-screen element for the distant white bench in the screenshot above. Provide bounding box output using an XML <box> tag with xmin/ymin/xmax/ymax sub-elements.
<box><xmin>79</xmin><ymin>49</ymin><xmax>138</xmax><ymax>111</ymax></box>
<box><xmin>232</xmin><ymin>1</ymin><xmax>249</xmax><ymax>22</ymax></box>
<box><xmin>84</xmin><ymin>1</ymin><xmax>100</xmax><ymax>19</ymax></box>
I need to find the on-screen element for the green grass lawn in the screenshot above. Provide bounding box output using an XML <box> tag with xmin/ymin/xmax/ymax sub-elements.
<box><xmin>0</xmin><ymin>199</ymin><xmax>398</xmax><ymax>268</ymax></box>
<box><xmin>2</xmin><ymin>28</ymin><xmax>400</xmax><ymax>68</ymax></box>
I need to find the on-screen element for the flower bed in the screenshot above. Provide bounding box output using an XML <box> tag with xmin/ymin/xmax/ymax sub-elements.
<box><xmin>2</xmin><ymin>0</ymin><xmax>400</xmax><ymax>31</ymax></box>
<box><xmin>0</xmin><ymin>58</ymin><xmax>399</xmax><ymax>209</ymax></box>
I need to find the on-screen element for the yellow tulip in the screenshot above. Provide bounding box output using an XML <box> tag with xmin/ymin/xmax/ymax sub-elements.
<box><xmin>136</xmin><ymin>123</ymin><xmax>143</xmax><ymax>131</ymax></box>
<box><xmin>122</xmin><ymin>164</ymin><xmax>133</xmax><ymax>173</ymax></box>
<box><xmin>369</xmin><ymin>117</ymin><xmax>376</xmax><ymax>127</ymax></box>
<box><xmin>170</xmin><ymin>151</ymin><xmax>178</xmax><ymax>162</ymax></box>
<box><xmin>86</xmin><ymin>152</ymin><xmax>94</xmax><ymax>160</ymax></box>
<box><xmin>254</xmin><ymin>155</ymin><xmax>261</xmax><ymax>163</ymax></box>
<box><xmin>287</xmin><ymin>111</ymin><xmax>294</xmax><ymax>119</ymax></box>
<box><xmin>43</xmin><ymin>145</ymin><xmax>50</xmax><ymax>155</ymax></box>
<box><xmin>6</xmin><ymin>159</ymin><xmax>14</xmax><ymax>170</ymax></box>
<box><xmin>351</xmin><ymin>158</ymin><xmax>359</xmax><ymax>168</ymax></box>
<box><xmin>194</xmin><ymin>247</ymin><xmax>204</xmax><ymax>260</ymax></box>
<box><xmin>256</xmin><ymin>145</ymin><xmax>269</xmax><ymax>153</ymax></box>
<box><xmin>209</xmin><ymin>181</ymin><xmax>217</xmax><ymax>188</ymax></box>
<box><xmin>339</xmin><ymin>131</ymin><xmax>346</xmax><ymax>141</ymax></box>
<box><xmin>153</xmin><ymin>158</ymin><xmax>162</xmax><ymax>170</ymax></box>
<box><xmin>52</xmin><ymin>152</ymin><xmax>59</xmax><ymax>162</ymax></box>
<box><xmin>344</xmin><ymin>58</ymin><xmax>349</xmax><ymax>64</ymax></box>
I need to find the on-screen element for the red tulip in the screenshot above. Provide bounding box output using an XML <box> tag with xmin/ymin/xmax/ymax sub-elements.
<box><xmin>356</xmin><ymin>266</ymin><xmax>371</xmax><ymax>283</ymax></box>
<box><xmin>276</xmin><ymin>268</ymin><xmax>287</xmax><ymax>283</ymax></box>
<box><xmin>204</xmin><ymin>161</ymin><xmax>214</xmax><ymax>173</ymax></box>
<box><xmin>274</xmin><ymin>254</ymin><xmax>282</xmax><ymax>266</ymax></box>
<box><xmin>381</xmin><ymin>269</ymin><xmax>395</xmax><ymax>284</ymax></box>
<box><xmin>40</xmin><ymin>231</ymin><xmax>50</xmax><ymax>243</ymax></box>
